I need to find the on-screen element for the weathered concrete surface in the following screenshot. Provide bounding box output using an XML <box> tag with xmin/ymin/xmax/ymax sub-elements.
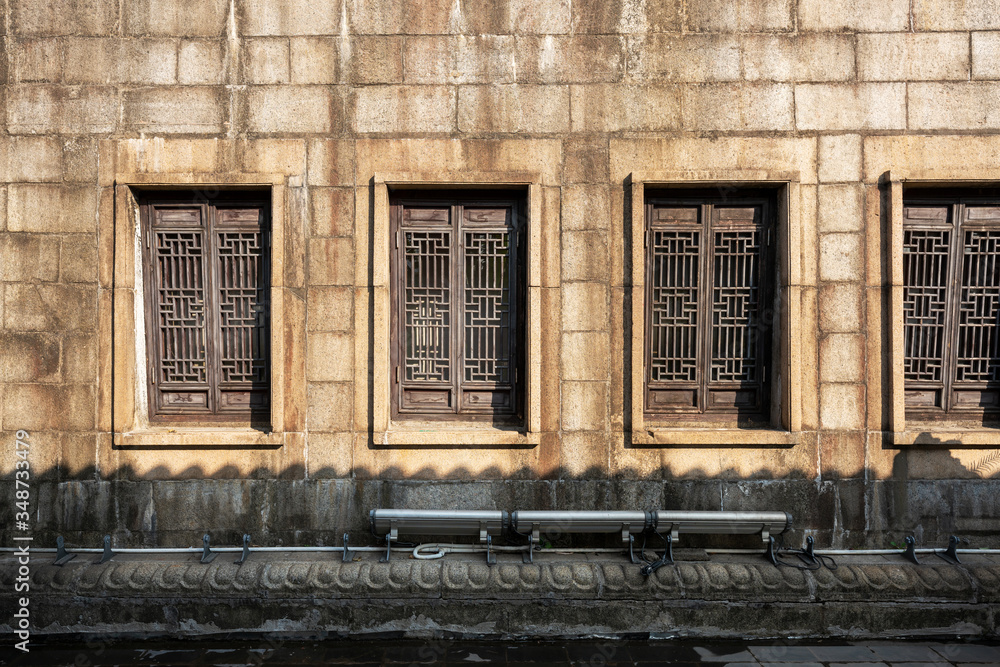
<box><xmin>1</xmin><ymin>552</ymin><xmax>996</xmax><ymax>639</ymax></box>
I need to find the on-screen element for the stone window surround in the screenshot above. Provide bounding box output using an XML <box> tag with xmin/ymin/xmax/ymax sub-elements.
<box><xmin>885</xmin><ymin>169</ymin><xmax>1000</xmax><ymax>446</ymax></box>
<box><xmin>107</xmin><ymin>172</ymin><xmax>304</xmax><ymax>448</ymax></box>
<box><xmin>365</xmin><ymin>172</ymin><xmax>543</xmax><ymax>447</ymax></box>
<box><xmin>628</xmin><ymin>171</ymin><xmax>804</xmax><ymax>446</ymax></box>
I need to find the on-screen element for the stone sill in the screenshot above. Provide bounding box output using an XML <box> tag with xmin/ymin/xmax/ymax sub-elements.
<box><xmin>892</xmin><ymin>428</ymin><xmax>1000</xmax><ymax>446</ymax></box>
<box><xmin>376</xmin><ymin>424</ymin><xmax>540</xmax><ymax>447</ymax></box>
<box><xmin>115</xmin><ymin>428</ymin><xmax>286</xmax><ymax>448</ymax></box>
<box><xmin>632</xmin><ymin>429</ymin><xmax>801</xmax><ymax>447</ymax></box>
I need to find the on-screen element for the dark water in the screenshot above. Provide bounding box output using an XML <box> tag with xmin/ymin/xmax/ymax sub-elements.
<box><xmin>1</xmin><ymin>638</ymin><xmax>999</xmax><ymax>666</ymax></box>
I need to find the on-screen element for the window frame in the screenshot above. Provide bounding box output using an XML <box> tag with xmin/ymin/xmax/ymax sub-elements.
<box><xmin>389</xmin><ymin>191</ymin><xmax>526</xmax><ymax>422</ymax></box>
<box><xmin>364</xmin><ymin>172</ymin><xmax>543</xmax><ymax>447</ymax></box>
<box><xmin>642</xmin><ymin>189</ymin><xmax>778</xmax><ymax>424</ymax></box>
<box><xmin>138</xmin><ymin>190</ymin><xmax>272</xmax><ymax>424</ymax></box>
<box><xmin>107</xmin><ymin>172</ymin><xmax>304</xmax><ymax>449</ymax></box>
<box><xmin>628</xmin><ymin>172</ymin><xmax>803</xmax><ymax>446</ymax></box>
<box><xmin>885</xmin><ymin>172</ymin><xmax>1000</xmax><ymax>445</ymax></box>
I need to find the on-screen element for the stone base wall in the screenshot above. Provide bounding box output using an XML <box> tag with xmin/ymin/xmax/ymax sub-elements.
<box><xmin>3</xmin><ymin>477</ymin><xmax>999</xmax><ymax>550</ymax></box>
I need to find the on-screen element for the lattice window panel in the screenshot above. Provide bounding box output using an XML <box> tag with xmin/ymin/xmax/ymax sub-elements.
<box><xmin>645</xmin><ymin>197</ymin><xmax>773</xmax><ymax>419</ymax></box>
<box><xmin>903</xmin><ymin>200</ymin><xmax>1000</xmax><ymax>416</ymax></box>
<box><xmin>142</xmin><ymin>196</ymin><xmax>270</xmax><ymax>421</ymax></box>
<box><xmin>403</xmin><ymin>231</ymin><xmax>452</xmax><ymax>383</ymax></box>
<box><xmin>392</xmin><ymin>197</ymin><xmax>521</xmax><ymax>419</ymax></box>
<box><xmin>648</xmin><ymin>230</ymin><xmax>700</xmax><ymax>383</ymax></box>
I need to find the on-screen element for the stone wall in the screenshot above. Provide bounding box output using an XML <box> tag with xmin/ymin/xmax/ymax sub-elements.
<box><xmin>2</xmin><ymin>0</ymin><xmax>1000</xmax><ymax>550</ymax></box>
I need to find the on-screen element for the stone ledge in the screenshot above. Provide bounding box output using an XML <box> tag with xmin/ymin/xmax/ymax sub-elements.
<box><xmin>2</xmin><ymin>552</ymin><xmax>998</xmax><ymax>639</ymax></box>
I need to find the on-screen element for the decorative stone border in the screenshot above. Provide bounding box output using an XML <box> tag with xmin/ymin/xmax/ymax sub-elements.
<box><xmin>3</xmin><ymin>553</ymin><xmax>998</xmax><ymax>639</ymax></box>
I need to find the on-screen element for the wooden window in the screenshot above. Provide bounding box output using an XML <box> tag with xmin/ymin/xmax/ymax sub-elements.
<box><xmin>390</xmin><ymin>191</ymin><xmax>525</xmax><ymax>421</ymax></box>
<box><xmin>903</xmin><ymin>190</ymin><xmax>1000</xmax><ymax>420</ymax></box>
<box><xmin>140</xmin><ymin>191</ymin><xmax>270</xmax><ymax>423</ymax></box>
<box><xmin>644</xmin><ymin>190</ymin><xmax>776</xmax><ymax>421</ymax></box>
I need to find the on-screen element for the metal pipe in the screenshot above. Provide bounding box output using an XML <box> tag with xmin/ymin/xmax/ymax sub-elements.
<box><xmin>0</xmin><ymin>546</ymin><xmax>385</xmax><ymax>554</ymax></box>
<box><xmin>370</xmin><ymin>509</ymin><xmax>508</xmax><ymax>541</ymax></box>
<box><xmin>655</xmin><ymin>510</ymin><xmax>793</xmax><ymax>537</ymax></box>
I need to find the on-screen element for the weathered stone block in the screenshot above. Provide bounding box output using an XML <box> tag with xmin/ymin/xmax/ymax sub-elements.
<box><xmin>289</xmin><ymin>37</ymin><xmax>338</xmax><ymax>84</ymax></box>
<box><xmin>177</xmin><ymin>40</ymin><xmax>225</xmax><ymax>84</ymax></box>
<box><xmin>818</xmin><ymin>184</ymin><xmax>864</xmax><ymax>233</ymax></box>
<box><xmin>818</xmin><ymin>134</ymin><xmax>862</xmax><ymax>184</ymax></box>
<box><xmin>517</xmin><ymin>36</ymin><xmax>624</xmax><ymax>84</ymax></box>
<box><xmin>820</xmin><ymin>334</ymin><xmax>866</xmax><ymax>383</ymax></box>
<box><xmin>794</xmin><ymin>83</ymin><xmax>906</xmax><ymax>131</ymax></box>
<box><xmin>240</xmin><ymin>0</ymin><xmax>341</xmax><ymax>35</ymax></box>
<box><xmin>62</xmin><ymin>332</ymin><xmax>97</xmax><ymax>383</ymax></box>
<box><xmin>799</xmin><ymin>0</ymin><xmax>910</xmax><ymax>30</ymax></box>
<box><xmin>909</xmin><ymin>82</ymin><xmax>1000</xmax><ymax>130</ymax></box>
<box><xmin>309</xmin><ymin>188</ymin><xmax>354</xmax><ymax>237</ymax></box>
<box><xmin>122</xmin><ymin>87</ymin><xmax>226</xmax><ymax>134</ymax></box>
<box><xmin>572</xmin><ymin>0</ymin><xmax>681</xmax><ymax>33</ymax></box>
<box><xmin>913</xmin><ymin>0</ymin><xmax>1000</xmax><ymax>30</ymax></box>
<box><xmin>458</xmin><ymin>85</ymin><xmax>569</xmax><ymax>133</ymax></box>
<box><xmin>64</xmin><ymin>38</ymin><xmax>178</xmax><ymax>85</ymax></box>
<box><xmin>308</xmin><ymin>238</ymin><xmax>354</xmax><ymax>285</ymax></box>
<box><xmin>10</xmin><ymin>38</ymin><xmax>62</xmax><ymax>83</ymax></box>
<box><xmin>819</xmin><ymin>283</ymin><xmax>863</xmax><ymax>333</ymax></box>
<box><xmin>858</xmin><ymin>33</ymin><xmax>970</xmax><ymax>81</ymax></box>
<box><xmin>11</xmin><ymin>0</ymin><xmax>118</xmax><ymax>35</ymax></box>
<box><xmin>819</xmin><ymin>383</ymin><xmax>865</xmax><ymax>431</ymax></box>
<box><xmin>463</xmin><ymin>0</ymin><xmax>572</xmax><ymax>34</ymax></box>
<box><xmin>681</xmin><ymin>83</ymin><xmax>794</xmax><ymax>131</ymax></box>
<box><xmin>818</xmin><ymin>233</ymin><xmax>863</xmax><ymax>282</ymax></box>
<box><xmin>562</xmin><ymin>331</ymin><xmax>610</xmax><ymax>381</ymax></box>
<box><xmin>561</xmin><ymin>230</ymin><xmax>609</xmax><ymax>282</ymax></box>
<box><xmin>562</xmin><ymin>138</ymin><xmax>609</xmax><ymax>185</ymax></box>
<box><xmin>818</xmin><ymin>432</ymin><xmax>865</xmax><ymax>480</ymax></box>
<box><xmin>626</xmin><ymin>35</ymin><xmax>741</xmax><ymax>82</ymax></box>
<box><xmin>123</xmin><ymin>0</ymin><xmax>228</xmax><ymax>36</ymax></box>
<box><xmin>61</xmin><ymin>137</ymin><xmax>98</xmax><ymax>183</ymax></box>
<box><xmin>2</xmin><ymin>384</ymin><xmax>95</xmax><ymax>431</ymax></box>
<box><xmin>308</xmin><ymin>287</ymin><xmax>353</xmax><ymax>331</ymax></box>
<box><xmin>559</xmin><ymin>432</ymin><xmax>610</xmax><ymax>477</ymax></box>
<box><xmin>0</xmin><ymin>233</ymin><xmax>60</xmax><ymax>282</ymax></box>
<box><xmin>7</xmin><ymin>185</ymin><xmax>98</xmax><ymax>234</ymax></box>
<box><xmin>307</xmin><ymin>332</ymin><xmax>354</xmax><ymax>382</ymax></box>
<box><xmin>570</xmin><ymin>84</ymin><xmax>680</xmax><ymax>132</ymax></box>
<box><xmin>562</xmin><ymin>185</ymin><xmax>610</xmax><ymax>232</ymax></box>
<box><xmin>308</xmin><ymin>382</ymin><xmax>353</xmax><ymax>431</ymax></box>
<box><xmin>0</xmin><ymin>332</ymin><xmax>60</xmax><ymax>383</ymax></box>
<box><xmin>561</xmin><ymin>382</ymin><xmax>608</xmax><ymax>432</ymax></box>
<box><xmin>742</xmin><ymin>35</ymin><xmax>855</xmax><ymax>82</ymax></box>
<box><xmin>307</xmin><ymin>139</ymin><xmax>355</xmax><ymax>186</ymax></box>
<box><xmin>561</xmin><ymin>282</ymin><xmax>608</xmax><ymax>332</ymax></box>
<box><xmin>244</xmin><ymin>85</ymin><xmax>334</xmax><ymax>134</ymax></box>
<box><xmin>242</xmin><ymin>38</ymin><xmax>289</xmax><ymax>84</ymax></box>
<box><xmin>234</xmin><ymin>138</ymin><xmax>306</xmax><ymax>175</ymax></box>
<box><xmin>687</xmin><ymin>0</ymin><xmax>793</xmax><ymax>32</ymax></box>
<box><xmin>6</xmin><ymin>85</ymin><xmax>118</xmax><ymax>134</ymax></box>
<box><xmin>3</xmin><ymin>284</ymin><xmax>97</xmax><ymax>331</ymax></box>
<box><xmin>2</xmin><ymin>136</ymin><xmax>63</xmax><ymax>182</ymax></box>
<box><xmin>403</xmin><ymin>36</ymin><xmax>514</xmax><ymax>85</ymax></box>
<box><xmin>60</xmin><ymin>234</ymin><xmax>98</xmax><ymax>283</ymax></box>
<box><xmin>343</xmin><ymin>36</ymin><xmax>403</xmax><ymax>84</ymax></box>
<box><xmin>352</xmin><ymin>86</ymin><xmax>455</xmax><ymax>133</ymax></box>
<box><xmin>972</xmin><ymin>32</ymin><xmax>1000</xmax><ymax>79</ymax></box>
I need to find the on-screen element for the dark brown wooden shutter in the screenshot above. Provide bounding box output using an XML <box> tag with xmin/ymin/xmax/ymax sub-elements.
<box><xmin>905</xmin><ymin>197</ymin><xmax>1000</xmax><ymax>417</ymax></box>
<box><xmin>645</xmin><ymin>193</ymin><xmax>773</xmax><ymax>420</ymax></box>
<box><xmin>143</xmin><ymin>195</ymin><xmax>269</xmax><ymax>422</ymax></box>
<box><xmin>392</xmin><ymin>195</ymin><xmax>521</xmax><ymax>420</ymax></box>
